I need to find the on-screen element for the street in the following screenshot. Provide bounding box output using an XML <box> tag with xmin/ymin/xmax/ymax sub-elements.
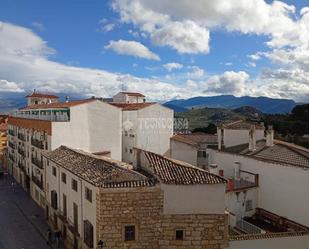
<box><xmin>0</xmin><ymin>175</ymin><xmax>55</xmax><ymax>249</ymax></box>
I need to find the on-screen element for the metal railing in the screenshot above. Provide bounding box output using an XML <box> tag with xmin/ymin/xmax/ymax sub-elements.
<box><xmin>31</xmin><ymin>138</ymin><xmax>45</xmax><ymax>149</ymax></box>
<box><xmin>13</xmin><ymin>112</ymin><xmax>70</xmax><ymax>122</ymax></box>
<box><xmin>8</xmin><ymin>130</ymin><xmax>15</xmax><ymax>136</ymax></box>
<box><xmin>18</xmin><ymin>148</ymin><xmax>25</xmax><ymax>157</ymax></box>
<box><xmin>31</xmin><ymin>173</ymin><xmax>43</xmax><ymax>190</ymax></box>
<box><xmin>236</xmin><ymin>219</ymin><xmax>265</xmax><ymax>234</ymax></box>
<box><xmin>32</xmin><ymin>157</ymin><xmax>44</xmax><ymax>169</ymax></box>
<box><xmin>17</xmin><ymin>133</ymin><xmax>26</xmax><ymax>141</ymax></box>
<box><xmin>8</xmin><ymin>142</ymin><xmax>15</xmax><ymax>149</ymax></box>
<box><xmin>8</xmin><ymin>153</ymin><xmax>15</xmax><ymax>162</ymax></box>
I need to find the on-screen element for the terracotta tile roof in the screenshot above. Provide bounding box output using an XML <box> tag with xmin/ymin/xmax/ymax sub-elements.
<box><xmin>119</xmin><ymin>92</ymin><xmax>145</xmax><ymax>97</ymax></box>
<box><xmin>171</xmin><ymin>134</ymin><xmax>218</xmax><ymax>147</ymax></box>
<box><xmin>20</xmin><ymin>99</ymin><xmax>96</xmax><ymax>110</ymax></box>
<box><xmin>109</xmin><ymin>102</ymin><xmax>156</xmax><ymax>110</ymax></box>
<box><xmin>230</xmin><ymin>230</ymin><xmax>309</xmax><ymax>241</ymax></box>
<box><xmin>221</xmin><ymin>140</ymin><xmax>309</xmax><ymax>169</ymax></box>
<box><xmin>8</xmin><ymin>117</ymin><xmax>52</xmax><ymax>135</ymax></box>
<box><xmin>26</xmin><ymin>92</ymin><xmax>59</xmax><ymax>99</ymax></box>
<box><xmin>142</xmin><ymin>150</ymin><xmax>227</xmax><ymax>185</ymax></box>
<box><xmin>221</xmin><ymin>120</ymin><xmax>265</xmax><ymax>130</ymax></box>
<box><xmin>43</xmin><ymin>146</ymin><xmax>155</xmax><ymax>188</ymax></box>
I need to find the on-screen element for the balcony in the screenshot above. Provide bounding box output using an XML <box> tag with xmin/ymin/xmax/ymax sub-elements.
<box><xmin>12</xmin><ymin>111</ymin><xmax>70</xmax><ymax>122</ymax></box>
<box><xmin>31</xmin><ymin>138</ymin><xmax>45</xmax><ymax>150</ymax></box>
<box><xmin>8</xmin><ymin>130</ymin><xmax>15</xmax><ymax>136</ymax></box>
<box><xmin>31</xmin><ymin>173</ymin><xmax>43</xmax><ymax>190</ymax></box>
<box><xmin>8</xmin><ymin>142</ymin><xmax>15</xmax><ymax>149</ymax></box>
<box><xmin>8</xmin><ymin>153</ymin><xmax>15</xmax><ymax>162</ymax></box>
<box><xmin>32</xmin><ymin>157</ymin><xmax>43</xmax><ymax>169</ymax></box>
<box><xmin>17</xmin><ymin>161</ymin><xmax>23</xmax><ymax>168</ymax></box>
<box><xmin>18</xmin><ymin>148</ymin><xmax>25</xmax><ymax>157</ymax></box>
<box><xmin>17</xmin><ymin>133</ymin><xmax>26</xmax><ymax>142</ymax></box>
<box><xmin>227</xmin><ymin>170</ymin><xmax>259</xmax><ymax>192</ymax></box>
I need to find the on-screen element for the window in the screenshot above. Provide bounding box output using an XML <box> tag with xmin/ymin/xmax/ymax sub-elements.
<box><xmin>124</xmin><ymin>225</ymin><xmax>135</xmax><ymax>241</ymax></box>
<box><xmin>51</xmin><ymin>190</ymin><xmax>58</xmax><ymax>209</ymax></box>
<box><xmin>176</xmin><ymin>230</ymin><xmax>184</xmax><ymax>240</ymax></box>
<box><xmin>85</xmin><ymin>187</ymin><xmax>92</xmax><ymax>203</ymax></box>
<box><xmin>72</xmin><ymin>179</ymin><xmax>78</xmax><ymax>191</ymax></box>
<box><xmin>197</xmin><ymin>150</ymin><xmax>207</xmax><ymax>158</ymax></box>
<box><xmin>63</xmin><ymin>194</ymin><xmax>67</xmax><ymax>217</ymax></box>
<box><xmin>84</xmin><ymin>220</ymin><xmax>94</xmax><ymax>248</ymax></box>
<box><xmin>52</xmin><ymin>167</ymin><xmax>57</xmax><ymax>177</ymax></box>
<box><xmin>245</xmin><ymin>200</ymin><xmax>253</xmax><ymax>212</ymax></box>
<box><xmin>61</xmin><ymin>172</ymin><xmax>66</xmax><ymax>184</ymax></box>
<box><xmin>129</xmin><ymin>149</ymin><xmax>133</xmax><ymax>154</ymax></box>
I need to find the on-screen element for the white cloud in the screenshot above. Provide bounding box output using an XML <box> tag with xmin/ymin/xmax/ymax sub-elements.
<box><xmin>0</xmin><ymin>80</ymin><xmax>24</xmax><ymax>92</ymax></box>
<box><xmin>31</xmin><ymin>22</ymin><xmax>45</xmax><ymax>31</ymax></box>
<box><xmin>163</xmin><ymin>62</ymin><xmax>183</xmax><ymax>72</ymax></box>
<box><xmin>0</xmin><ymin>21</ymin><xmax>197</xmax><ymax>101</ymax></box>
<box><xmin>102</xmin><ymin>23</ymin><xmax>116</xmax><ymax>32</ymax></box>
<box><xmin>187</xmin><ymin>66</ymin><xmax>205</xmax><ymax>79</ymax></box>
<box><xmin>111</xmin><ymin>0</ymin><xmax>303</xmax><ymax>54</ymax></box>
<box><xmin>205</xmin><ymin>71</ymin><xmax>249</xmax><ymax>96</ymax></box>
<box><xmin>0</xmin><ymin>21</ymin><xmax>308</xmax><ymax>103</ymax></box>
<box><xmin>105</xmin><ymin>39</ymin><xmax>160</xmax><ymax>60</ymax></box>
<box><xmin>151</xmin><ymin>20</ymin><xmax>210</xmax><ymax>54</ymax></box>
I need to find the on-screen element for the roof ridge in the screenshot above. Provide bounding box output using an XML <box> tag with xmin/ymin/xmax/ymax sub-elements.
<box><xmin>142</xmin><ymin>149</ymin><xmax>227</xmax><ymax>184</ymax></box>
<box><xmin>58</xmin><ymin>145</ymin><xmax>149</xmax><ymax>179</ymax></box>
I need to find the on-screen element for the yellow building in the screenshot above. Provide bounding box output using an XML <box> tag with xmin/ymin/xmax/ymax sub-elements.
<box><xmin>0</xmin><ymin>115</ymin><xmax>8</xmax><ymax>168</ymax></box>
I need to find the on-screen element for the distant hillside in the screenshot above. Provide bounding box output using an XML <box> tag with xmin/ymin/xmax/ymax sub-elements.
<box><xmin>175</xmin><ymin>106</ymin><xmax>259</xmax><ymax>131</ymax></box>
<box><xmin>165</xmin><ymin>95</ymin><xmax>299</xmax><ymax>114</ymax></box>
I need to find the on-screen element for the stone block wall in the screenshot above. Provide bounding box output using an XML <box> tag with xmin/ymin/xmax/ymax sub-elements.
<box><xmin>96</xmin><ymin>187</ymin><xmax>229</xmax><ymax>249</ymax></box>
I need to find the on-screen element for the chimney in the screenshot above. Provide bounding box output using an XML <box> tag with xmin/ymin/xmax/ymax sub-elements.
<box><xmin>209</xmin><ymin>164</ymin><xmax>218</xmax><ymax>175</ymax></box>
<box><xmin>217</xmin><ymin>127</ymin><xmax>223</xmax><ymax>150</ymax></box>
<box><xmin>249</xmin><ymin>125</ymin><xmax>256</xmax><ymax>151</ymax></box>
<box><xmin>65</xmin><ymin>96</ymin><xmax>70</xmax><ymax>103</ymax></box>
<box><xmin>234</xmin><ymin>162</ymin><xmax>241</xmax><ymax>180</ymax></box>
<box><xmin>266</xmin><ymin>125</ymin><xmax>274</xmax><ymax>147</ymax></box>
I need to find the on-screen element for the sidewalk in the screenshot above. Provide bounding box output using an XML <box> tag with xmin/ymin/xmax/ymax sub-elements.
<box><xmin>0</xmin><ymin>175</ymin><xmax>66</xmax><ymax>249</ymax></box>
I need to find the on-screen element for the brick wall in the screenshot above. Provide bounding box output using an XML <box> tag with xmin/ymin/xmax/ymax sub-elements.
<box><xmin>96</xmin><ymin>187</ymin><xmax>229</xmax><ymax>249</ymax></box>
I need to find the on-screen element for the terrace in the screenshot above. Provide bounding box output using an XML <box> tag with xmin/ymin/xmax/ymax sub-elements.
<box><xmin>13</xmin><ymin>109</ymin><xmax>70</xmax><ymax>122</ymax></box>
<box><xmin>226</xmin><ymin>170</ymin><xmax>259</xmax><ymax>192</ymax></box>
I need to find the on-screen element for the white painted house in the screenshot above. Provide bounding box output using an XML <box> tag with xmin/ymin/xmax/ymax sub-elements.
<box><xmin>170</xmin><ymin>133</ymin><xmax>218</xmax><ymax>169</ymax></box>
<box><xmin>208</xmin><ymin>121</ymin><xmax>309</xmax><ymax>228</ymax></box>
<box><xmin>112</xmin><ymin>91</ymin><xmax>146</xmax><ymax>103</ymax></box>
<box><xmin>109</xmin><ymin>101</ymin><xmax>174</xmax><ymax>164</ymax></box>
<box><xmin>7</xmin><ymin>93</ymin><xmax>122</xmax><ymax>208</ymax></box>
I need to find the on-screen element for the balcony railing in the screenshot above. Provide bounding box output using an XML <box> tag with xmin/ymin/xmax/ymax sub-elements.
<box><xmin>8</xmin><ymin>142</ymin><xmax>15</xmax><ymax>149</ymax></box>
<box><xmin>236</xmin><ymin>219</ymin><xmax>265</xmax><ymax>234</ymax></box>
<box><xmin>31</xmin><ymin>174</ymin><xmax>43</xmax><ymax>190</ymax></box>
<box><xmin>18</xmin><ymin>148</ymin><xmax>25</xmax><ymax>157</ymax></box>
<box><xmin>17</xmin><ymin>133</ymin><xmax>26</xmax><ymax>142</ymax></box>
<box><xmin>31</xmin><ymin>138</ymin><xmax>45</xmax><ymax>150</ymax></box>
<box><xmin>8</xmin><ymin>130</ymin><xmax>15</xmax><ymax>136</ymax></box>
<box><xmin>18</xmin><ymin>161</ymin><xmax>24</xmax><ymax>169</ymax></box>
<box><xmin>12</xmin><ymin>112</ymin><xmax>70</xmax><ymax>122</ymax></box>
<box><xmin>32</xmin><ymin>157</ymin><xmax>43</xmax><ymax>169</ymax></box>
<box><xmin>227</xmin><ymin>170</ymin><xmax>259</xmax><ymax>192</ymax></box>
<box><xmin>8</xmin><ymin>153</ymin><xmax>15</xmax><ymax>162</ymax></box>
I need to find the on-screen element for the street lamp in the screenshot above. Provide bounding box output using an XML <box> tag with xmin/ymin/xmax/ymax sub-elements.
<box><xmin>97</xmin><ymin>239</ymin><xmax>104</xmax><ymax>249</ymax></box>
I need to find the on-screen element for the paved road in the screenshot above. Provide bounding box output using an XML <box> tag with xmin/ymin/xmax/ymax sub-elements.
<box><xmin>0</xmin><ymin>175</ymin><xmax>65</xmax><ymax>249</ymax></box>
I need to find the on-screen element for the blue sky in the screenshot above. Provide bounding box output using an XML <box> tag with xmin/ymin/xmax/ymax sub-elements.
<box><xmin>0</xmin><ymin>0</ymin><xmax>308</xmax><ymax>102</ymax></box>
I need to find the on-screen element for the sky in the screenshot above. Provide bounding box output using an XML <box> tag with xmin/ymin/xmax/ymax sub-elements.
<box><xmin>0</xmin><ymin>0</ymin><xmax>309</xmax><ymax>102</ymax></box>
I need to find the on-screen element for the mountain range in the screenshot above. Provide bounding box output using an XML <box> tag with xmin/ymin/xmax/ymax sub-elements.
<box><xmin>0</xmin><ymin>93</ymin><xmax>302</xmax><ymax>114</ymax></box>
<box><xmin>164</xmin><ymin>95</ymin><xmax>300</xmax><ymax>114</ymax></box>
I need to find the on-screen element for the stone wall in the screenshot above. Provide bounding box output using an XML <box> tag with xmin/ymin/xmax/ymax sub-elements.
<box><xmin>97</xmin><ymin>187</ymin><xmax>229</xmax><ymax>249</ymax></box>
